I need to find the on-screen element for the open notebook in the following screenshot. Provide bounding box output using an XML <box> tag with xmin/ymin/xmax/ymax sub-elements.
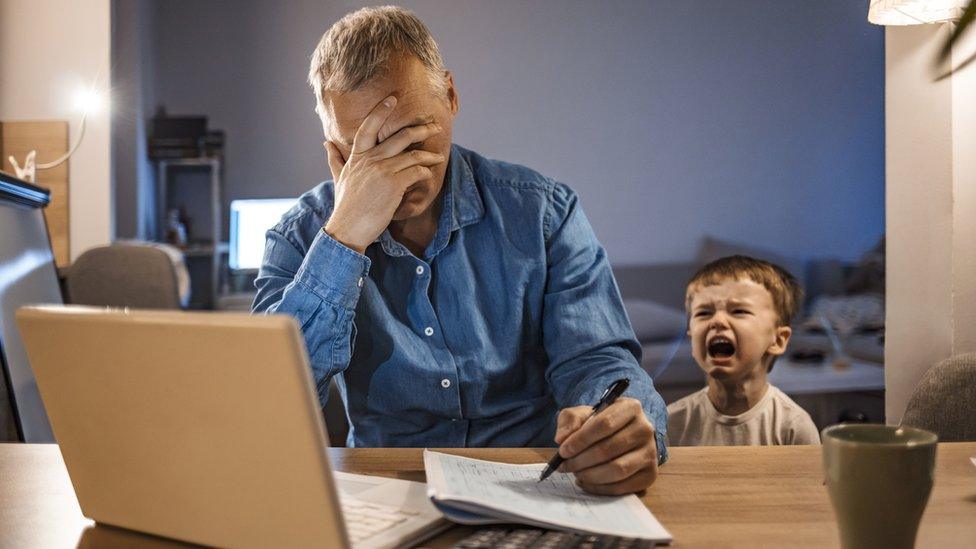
<box><xmin>423</xmin><ymin>450</ymin><xmax>672</xmax><ymax>543</ymax></box>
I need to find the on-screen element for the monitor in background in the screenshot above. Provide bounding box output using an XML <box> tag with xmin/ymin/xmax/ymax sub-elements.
<box><xmin>229</xmin><ymin>198</ymin><xmax>295</xmax><ymax>271</ymax></box>
<box><xmin>0</xmin><ymin>171</ymin><xmax>61</xmax><ymax>442</ymax></box>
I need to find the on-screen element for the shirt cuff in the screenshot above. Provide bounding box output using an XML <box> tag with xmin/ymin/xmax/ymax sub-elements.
<box><xmin>294</xmin><ymin>229</ymin><xmax>371</xmax><ymax>310</ymax></box>
<box><xmin>655</xmin><ymin>428</ymin><xmax>669</xmax><ymax>465</ymax></box>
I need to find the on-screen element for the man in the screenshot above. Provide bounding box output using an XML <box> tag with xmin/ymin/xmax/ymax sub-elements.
<box><xmin>253</xmin><ymin>6</ymin><xmax>667</xmax><ymax>495</ymax></box>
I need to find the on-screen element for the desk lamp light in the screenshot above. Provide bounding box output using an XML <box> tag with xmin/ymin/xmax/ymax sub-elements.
<box><xmin>868</xmin><ymin>0</ymin><xmax>968</xmax><ymax>25</ymax></box>
<box><xmin>7</xmin><ymin>85</ymin><xmax>106</xmax><ymax>183</ymax></box>
<box><xmin>869</xmin><ymin>0</ymin><xmax>975</xmax><ymax>77</ymax></box>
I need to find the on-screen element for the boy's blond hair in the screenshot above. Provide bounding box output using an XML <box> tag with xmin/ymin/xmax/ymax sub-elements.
<box><xmin>685</xmin><ymin>255</ymin><xmax>803</xmax><ymax>326</ymax></box>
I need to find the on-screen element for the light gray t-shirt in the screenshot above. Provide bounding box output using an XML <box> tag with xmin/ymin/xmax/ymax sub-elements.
<box><xmin>666</xmin><ymin>384</ymin><xmax>820</xmax><ymax>446</ymax></box>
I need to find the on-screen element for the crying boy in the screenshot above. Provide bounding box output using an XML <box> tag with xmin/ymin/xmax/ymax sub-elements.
<box><xmin>666</xmin><ymin>255</ymin><xmax>820</xmax><ymax>446</ymax></box>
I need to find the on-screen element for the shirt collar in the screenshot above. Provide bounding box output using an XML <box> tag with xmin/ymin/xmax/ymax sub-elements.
<box><xmin>447</xmin><ymin>144</ymin><xmax>485</xmax><ymax>231</ymax></box>
<box><xmin>377</xmin><ymin>144</ymin><xmax>484</xmax><ymax>259</ymax></box>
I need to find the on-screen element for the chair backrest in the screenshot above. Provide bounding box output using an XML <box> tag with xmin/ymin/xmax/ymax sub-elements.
<box><xmin>67</xmin><ymin>245</ymin><xmax>183</xmax><ymax>309</ymax></box>
<box><xmin>901</xmin><ymin>353</ymin><xmax>976</xmax><ymax>442</ymax></box>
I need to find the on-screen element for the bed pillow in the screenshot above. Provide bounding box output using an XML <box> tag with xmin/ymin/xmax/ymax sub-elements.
<box><xmin>623</xmin><ymin>299</ymin><xmax>688</xmax><ymax>343</ymax></box>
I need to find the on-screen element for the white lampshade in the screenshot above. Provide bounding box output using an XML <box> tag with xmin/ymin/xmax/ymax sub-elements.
<box><xmin>868</xmin><ymin>0</ymin><xmax>967</xmax><ymax>25</ymax></box>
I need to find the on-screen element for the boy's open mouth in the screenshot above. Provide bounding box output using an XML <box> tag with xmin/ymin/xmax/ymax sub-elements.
<box><xmin>707</xmin><ymin>336</ymin><xmax>736</xmax><ymax>359</ymax></box>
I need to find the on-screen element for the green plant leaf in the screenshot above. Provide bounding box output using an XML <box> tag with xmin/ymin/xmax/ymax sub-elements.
<box><xmin>939</xmin><ymin>0</ymin><xmax>976</xmax><ymax>64</ymax></box>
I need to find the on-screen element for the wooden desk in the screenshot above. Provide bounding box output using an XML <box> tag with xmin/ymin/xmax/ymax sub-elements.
<box><xmin>2</xmin><ymin>443</ymin><xmax>974</xmax><ymax>548</ymax></box>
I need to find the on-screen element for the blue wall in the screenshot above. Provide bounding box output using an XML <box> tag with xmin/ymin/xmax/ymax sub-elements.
<box><xmin>122</xmin><ymin>0</ymin><xmax>884</xmax><ymax>265</ymax></box>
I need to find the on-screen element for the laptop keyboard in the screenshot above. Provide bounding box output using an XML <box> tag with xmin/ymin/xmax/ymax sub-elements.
<box><xmin>453</xmin><ymin>526</ymin><xmax>656</xmax><ymax>549</ymax></box>
<box><xmin>341</xmin><ymin>497</ymin><xmax>420</xmax><ymax>544</ymax></box>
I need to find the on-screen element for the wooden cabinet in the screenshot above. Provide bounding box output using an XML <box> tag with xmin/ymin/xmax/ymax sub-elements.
<box><xmin>0</xmin><ymin>121</ymin><xmax>70</xmax><ymax>267</ymax></box>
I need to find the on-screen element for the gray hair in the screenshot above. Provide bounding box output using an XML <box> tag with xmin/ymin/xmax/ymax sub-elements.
<box><xmin>308</xmin><ymin>6</ymin><xmax>447</xmax><ymax>129</ymax></box>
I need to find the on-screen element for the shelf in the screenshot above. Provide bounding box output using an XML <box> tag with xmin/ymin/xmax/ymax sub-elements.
<box><xmin>154</xmin><ymin>155</ymin><xmax>224</xmax><ymax>309</ymax></box>
<box><xmin>156</xmin><ymin>157</ymin><xmax>222</xmax><ymax>168</ymax></box>
<box><xmin>178</xmin><ymin>242</ymin><xmax>229</xmax><ymax>257</ymax></box>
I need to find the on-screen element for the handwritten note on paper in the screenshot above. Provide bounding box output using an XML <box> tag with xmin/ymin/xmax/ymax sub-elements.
<box><xmin>423</xmin><ymin>450</ymin><xmax>671</xmax><ymax>541</ymax></box>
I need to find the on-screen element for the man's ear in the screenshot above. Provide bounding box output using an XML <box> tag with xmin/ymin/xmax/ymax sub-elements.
<box><xmin>767</xmin><ymin>326</ymin><xmax>792</xmax><ymax>357</ymax></box>
<box><xmin>445</xmin><ymin>70</ymin><xmax>459</xmax><ymax>116</ymax></box>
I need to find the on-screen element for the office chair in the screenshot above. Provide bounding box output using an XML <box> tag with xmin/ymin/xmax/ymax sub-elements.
<box><xmin>901</xmin><ymin>353</ymin><xmax>976</xmax><ymax>442</ymax></box>
<box><xmin>66</xmin><ymin>243</ymin><xmax>187</xmax><ymax>310</ymax></box>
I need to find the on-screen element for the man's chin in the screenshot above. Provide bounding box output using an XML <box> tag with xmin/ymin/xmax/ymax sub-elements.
<box><xmin>391</xmin><ymin>191</ymin><xmax>430</xmax><ymax>220</ymax></box>
<box><xmin>391</xmin><ymin>203</ymin><xmax>423</xmax><ymax>221</ymax></box>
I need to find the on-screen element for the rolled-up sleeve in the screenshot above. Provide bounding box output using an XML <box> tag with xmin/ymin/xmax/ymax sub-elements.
<box><xmin>541</xmin><ymin>182</ymin><xmax>669</xmax><ymax>464</ymax></box>
<box><xmin>252</xmin><ymin>224</ymin><xmax>369</xmax><ymax>402</ymax></box>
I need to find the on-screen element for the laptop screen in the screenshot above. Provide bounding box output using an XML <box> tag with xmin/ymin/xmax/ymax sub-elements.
<box><xmin>229</xmin><ymin>199</ymin><xmax>296</xmax><ymax>271</ymax></box>
<box><xmin>0</xmin><ymin>172</ymin><xmax>61</xmax><ymax>442</ymax></box>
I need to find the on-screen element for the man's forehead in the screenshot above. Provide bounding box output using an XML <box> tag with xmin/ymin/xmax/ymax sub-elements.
<box><xmin>325</xmin><ymin>54</ymin><xmax>438</xmax><ymax>145</ymax></box>
<box><xmin>326</xmin><ymin>90</ymin><xmax>383</xmax><ymax>144</ymax></box>
<box><xmin>328</xmin><ymin>91</ymin><xmax>434</xmax><ymax>146</ymax></box>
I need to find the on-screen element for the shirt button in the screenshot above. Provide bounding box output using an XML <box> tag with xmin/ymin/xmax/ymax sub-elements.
<box><xmin>357</xmin><ymin>277</ymin><xmax>363</xmax><ymax>288</ymax></box>
<box><xmin>416</xmin><ymin>265</ymin><xmax>425</xmax><ymax>275</ymax></box>
<box><xmin>440</xmin><ymin>379</ymin><xmax>451</xmax><ymax>388</ymax></box>
<box><xmin>424</xmin><ymin>327</ymin><xmax>434</xmax><ymax>337</ymax></box>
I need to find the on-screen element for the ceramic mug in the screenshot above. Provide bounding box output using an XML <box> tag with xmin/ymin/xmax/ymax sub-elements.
<box><xmin>822</xmin><ymin>424</ymin><xmax>938</xmax><ymax>549</ymax></box>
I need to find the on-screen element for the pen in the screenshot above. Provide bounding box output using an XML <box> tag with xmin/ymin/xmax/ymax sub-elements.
<box><xmin>538</xmin><ymin>378</ymin><xmax>630</xmax><ymax>482</ymax></box>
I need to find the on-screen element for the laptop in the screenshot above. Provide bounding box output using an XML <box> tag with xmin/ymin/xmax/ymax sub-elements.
<box><xmin>15</xmin><ymin>305</ymin><xmax>450</xmax><ymax>548</ymax></box>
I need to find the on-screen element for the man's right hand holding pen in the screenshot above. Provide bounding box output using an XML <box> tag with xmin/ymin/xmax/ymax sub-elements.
<box><xmin>549</xmin><ymin>379</ymin><xmax>660</xmax><ymax>496</ymax></box>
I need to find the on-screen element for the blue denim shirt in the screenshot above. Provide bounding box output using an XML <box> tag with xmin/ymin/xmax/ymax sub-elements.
<box><xmin>253</xmin><ymin>144</ymin><xmax>667</xmax><ymax>462</ymax></box>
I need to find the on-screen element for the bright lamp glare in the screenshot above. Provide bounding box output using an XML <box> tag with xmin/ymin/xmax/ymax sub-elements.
<box><xmin>868</xmin><ymin>0</ymin><xmax>967</xmax><ymax>25</ymax></box>
<box><xmin>73</xmin><ymin>88</ymin><xmax>104</xmax><ymax>114</ymax></box>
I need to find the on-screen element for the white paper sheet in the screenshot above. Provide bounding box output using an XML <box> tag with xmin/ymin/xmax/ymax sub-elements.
<box><xmin>423</xmin><ymin>450</ymin><xmax>671</xmax><ymax>541</ymax></box>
